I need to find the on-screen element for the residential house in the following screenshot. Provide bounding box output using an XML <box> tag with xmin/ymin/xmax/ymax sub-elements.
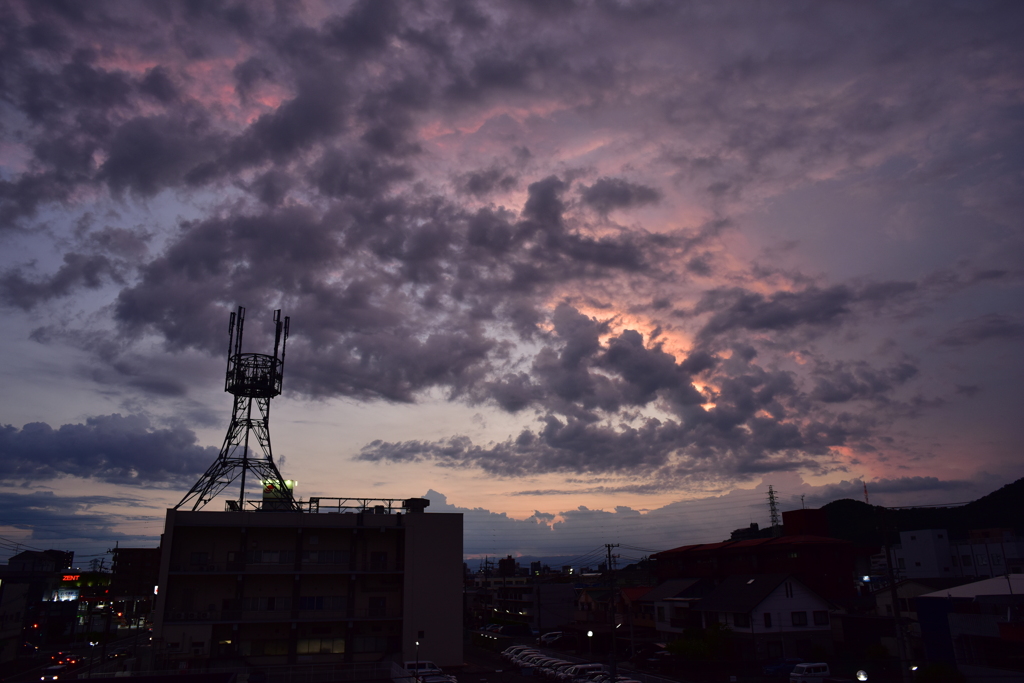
<box><xmin>635</xmin><ymin>578</ymin><xmax>712</xmax><ymax>642</ymax></box>
<box><xmin>697</xmin><ymin>574</ymin><xmax>833</xmax><ymax>661</ymax></box>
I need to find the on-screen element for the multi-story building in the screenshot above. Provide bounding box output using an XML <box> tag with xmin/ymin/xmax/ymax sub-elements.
<box><xmin>888</xmin><ymin>528</ymin><xmax>1024</xmax><ymax>580</ymax></box>
<box><xmin>154</xmin><ymin>498</ymin><xmax>462</xmax><ymax>668</ymax></box>
<box><xmin>110</xmin><ymin>547</ymin><xmax>161</xmax><ymax>628</ymax></box>
<box><xmin>889</xmin><ymin>529</ymin><xmax>956</xmax><ymax>579</ymax></box>
<box><xmin>464</xmin><ymin>572</ymin><xmax>575</xmax><ymax>633</ymax></box>
<box><xmin>950</xmin><ymin>529</ymin><xmax>1023</xmax><ymax>579</ymax></box>
<box><xmin>652</xmin><ymin>535</ymin><xmax>857</xmax><ymax>603</ymax></box>
<box><xmin>917</xmin><ymin>573</ymin><xmax>1024</xmax><ymax>682</ymax></box>
<box><xmin>0</xmin><ymin>550</ymin><xmax>79</xmax><ymax>648</ymax></box>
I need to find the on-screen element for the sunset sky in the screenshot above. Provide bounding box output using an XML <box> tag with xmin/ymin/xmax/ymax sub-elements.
<box><xmin>1</xmin><ymin>0</ymin><xmax>1022</xmax><ymax>567</ymax></box>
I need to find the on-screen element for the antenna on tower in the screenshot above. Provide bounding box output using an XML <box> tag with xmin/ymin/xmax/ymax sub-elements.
<box><xmin>863</xmin><ymin>482</ymin><xmax>870</xmax><ymax>505</ymax></box>
<box><xmin>767</xmin><ymin>484</ymin><xmax>781</xmax><ymax>536</ymax></box>
<box><xmin>175</xmin><ymin>306</ymin><xmax>298</xmax><ymax>511</ymax></box>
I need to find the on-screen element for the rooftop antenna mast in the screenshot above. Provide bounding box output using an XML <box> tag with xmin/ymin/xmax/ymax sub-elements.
<box><xmin>175</xmin><ymin>306</ymin><xmax>298</xmax><ymax>511</ymax></box>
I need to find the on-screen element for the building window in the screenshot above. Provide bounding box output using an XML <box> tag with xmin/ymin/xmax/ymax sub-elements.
<box><xmin>961</xmin><ymin>555</ymin><xmax>972</xmax><ymax>566</ymax></box>
<box><xmin>791</xmin><ymin>611</ymin><xmax>808</xmax><ymax>626</ymax></box>
<box><xmin>910</xmin><ymin>535</ymin><xmax>916</xmax><ymax>541</ymax></box>
<box><xmin>734</xmin><ymin>613</ymin><xmax>750</xmax><ymax>628</ymax></box>
<box><xmin>190</xmin><ymin>552</ymin><xmax>209</xmax><ymax>565</ymax></box>
<box><xmin>302</xmin><ymin>550</ymin><xmax>350</xmax><ymax>565</ymax></box>
<box><xmin>976</xmin><ymin>555</ymin><xmax>988</xmax><ymax>566</ymax></box>
<box><xmin>243</xmin><ymin>596</ymin><xmax>292</xmax><ymax>611</ymax></box>
<box><xmin>368</xmin><ymin>596</ymin><xmax>386</xmax><ymax>618</ymax></box>
<box><xmin>352</xmin><ymin>636</ymin><xmax>387</xmax><ymax>653</ymax></box>
<box><xmin>992</xmin><ymin>553</ymin><xmax>1003</xmax><ymax>565</ymax></box>
<box><xmin>938</xmin><ymin>534</ymin><xmax>944</xmax><ymax>539</ymax></box>
<box><xmin>246</xmin><ymin>550</ymin><xmax>294</xmax><ymax>564</ymax></box>
<box><xmin>951</xmin><ymin>555</ymin><xmax>958</xmax><ymax>566</ymax></box>
<box><xmin>297</xmin><ymin>637</ymin><xmax>344</xmax><ymax>654</ymax></box>
<box><xmin>764</xmin><ymin>612</ymin><xmax>772</xmax><ymax>628</ymax></box>
<box><xmin>897</xmin><ymin>558</ymin><xmax>905</xmax><ymax>569</ymax></box>
<box><xmin>657</xmin><ymin>606</ymin><xmax>665</xmax><ymax>622</ymax></box>
<box><xmin>370</xmin><ymin>551</ymin><xmax>388</xmax><ymax>571</ymax></box>
<box><xmin>813</xmin><ymin>611</ymin><xmax>829</xmax><ymax>626</ymax></box>
<box><xmin>914</xmin><ymin>562</ymin><xmax>921</xmax><ymax>567</ymax></box>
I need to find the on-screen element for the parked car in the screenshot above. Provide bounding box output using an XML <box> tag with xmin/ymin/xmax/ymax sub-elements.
<box><xmin>789</xmin><ymin>663</ymin><xmax>830</xmax><ymax>683</ymax></box>
<box><xmin>537</xmin><ymin>631</ymin><xmax>563</xmax><ymax>645</ymax></box>
<box><xmin>559</xmin><ymin>663</ymin><xmax>606</xmax><ymax>683</ymax></box>
<box><xmin>40</xmin><ymin>665</ymin><xmax>67</xmax><ymax>681</ymax></box>
<box><xmin>502</xmin><ymin>645</ymin><xmax>533</xmax><ymax>658</ymax></box>
<box><xmin>540</xmin><ymin>661</ymin><xmax>571</xmax><ymax>679</ymax></box>
<box><xmin>405</xmin><ymin>661</ymin><xmax>444</xmax><ymax>676</ymax></box>
<box><xmin>546</xmin><ymin>663</ymin><xmax>575</xmax><ymax>681</ymax></box>
<box><xmin>418</xmin><ymin>675</ymin><xmax>458</xmax><ymax>683</ymax></box>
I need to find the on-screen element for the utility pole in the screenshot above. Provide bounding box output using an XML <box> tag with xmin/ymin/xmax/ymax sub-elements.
<box><xmin>606</xmin><ymin>544</ymin><xmax>619</xmax><ymax>681</ymax></box>
<box><xmin>879</xmin><ymin>508</ymin><xmax>912</xmax><ymax>683</ymax></box>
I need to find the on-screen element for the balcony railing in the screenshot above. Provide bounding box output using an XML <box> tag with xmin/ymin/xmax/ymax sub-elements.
<box><xmin>164</xmin><ymin>607</ymin><xmax>402</xmax><ymax>622</ymax></box>
<box><xmin>169</xmin><ymin>560</ymin><xmax>403</xmax><ymax>573</ymax></box>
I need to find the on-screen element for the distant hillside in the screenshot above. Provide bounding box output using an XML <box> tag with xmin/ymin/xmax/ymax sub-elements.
<box><xmin>821</xmin><ymin>477</ymin><xmax>1024</xmax><ymax>546</ymax></box>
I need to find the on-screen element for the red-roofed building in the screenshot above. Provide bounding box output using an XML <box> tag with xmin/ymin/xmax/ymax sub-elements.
<box><xmin>651</xmin><ymin>535</ymin><xmax>856</xmax><ymax>603</ymax></box>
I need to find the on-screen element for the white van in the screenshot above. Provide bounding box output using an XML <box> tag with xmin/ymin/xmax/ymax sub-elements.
<box><xmin>405</xmin><ymin>661</ymin><xmax>444</xmax><ymax>676</ymax></box>
<box><xmin>789</xmin><ymin>663</ymin><xmax>830</xmax><ymax>683</ymax></box>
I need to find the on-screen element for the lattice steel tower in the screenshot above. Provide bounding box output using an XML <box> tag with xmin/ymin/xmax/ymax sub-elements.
<box><xmin>176</xmin><ymin>306</ymin><xmax>298</xmax><ymax>511</ymax></box>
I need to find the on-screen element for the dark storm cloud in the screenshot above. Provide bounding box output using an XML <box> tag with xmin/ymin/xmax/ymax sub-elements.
<box><xmin>689</xmin><ymin>280</ymin><xmax>927</xmax><ymax>343</ymax></box>
<box><xmin>358</xmin><ymin>301</ymin><xmax>929</xmax><ymax>482</ymax></box>
<box><xmin>810</xmin><ymin>360</ymin><xmax>919</xmax><ymax>404</ymax></box>
<box><xmin>1</xmin><ymin>253</ymin><xmax>122</xmax><ymax>310</ymax></box>
<box><xmin>694</xmin><ymin>286</ymin><xmax>854</xmax><ymax>339</ymax></box>
<box><xmin>0</xmin><ymin>490</ymin><xmax>161</xmax><ymax>546</ymax></box>
<box><xmin>456</xmin><ymin>167</ymin><xmax>519</xmax><ymax>197</ymax></box>
<box><xmin>580</xmin><ymin>177</ymin><xmax>662</xmax><ymax>214</ymax></box>
<box><xmin>0</xmin><ymin>414</ymin><xmax>216</xmax><ymax>484</ymax></box>
<box><xmin>2</xmin><ymin>0</ymin><xmax>1021</xmax><ymax>491</ymax></box>
<box><xmin>938</xmin><ymin>314</ymin><xmax>1024</xmax><ymax>348</ymax></box>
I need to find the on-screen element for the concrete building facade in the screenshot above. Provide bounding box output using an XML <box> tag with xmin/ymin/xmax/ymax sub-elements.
<box><xmin>890</xmin><ymin>528</ymin><xmax>1024</xmax><ymax>580</ymax></box>
<box><xmin>154</xmin><ymin>503</ymin><xmax>462</xmax><ymax>668</ymax></box>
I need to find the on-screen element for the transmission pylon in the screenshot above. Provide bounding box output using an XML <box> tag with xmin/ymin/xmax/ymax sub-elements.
<box><xmin>767</xmin><ymin>484</ymin><xmax>781</xmax><ymax>536</ymax></box>
<box><xmin>175</xmin><ymin>306</ymin><xmax>298</xmax><ymax>511</ymax></box>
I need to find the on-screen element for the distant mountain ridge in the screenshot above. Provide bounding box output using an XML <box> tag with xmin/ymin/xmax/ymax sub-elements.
<box><xmin>821</xmin><ymin>477</ymin><xmax>1024</xmax><ymax>546</ymax></box>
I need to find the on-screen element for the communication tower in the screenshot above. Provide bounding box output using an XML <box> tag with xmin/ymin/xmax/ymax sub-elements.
<box><xmin>175</xmin><ymin>306</ymin><xmax>298</xmax><ymax>511</ymax></box>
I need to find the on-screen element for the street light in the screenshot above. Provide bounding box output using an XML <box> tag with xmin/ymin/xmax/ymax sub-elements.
<box><xmin>587</xmin><ymin>630</ymin><xmax>593</xmax><ymax>658</ymax></box>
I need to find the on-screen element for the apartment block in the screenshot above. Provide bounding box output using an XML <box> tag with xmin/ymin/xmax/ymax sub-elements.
<box><xmin>154</xmin><ymin>501</ymin><xmax>462</xmax><ymax>668</ymax></box>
